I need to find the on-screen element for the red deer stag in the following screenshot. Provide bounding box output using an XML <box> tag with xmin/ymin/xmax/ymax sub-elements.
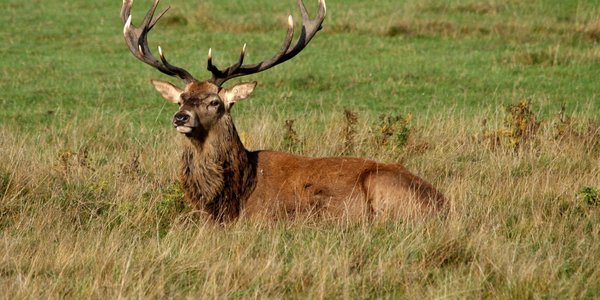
<box><xmin>121</xmin><ymin>0</ymin><xmax>446</xmax><ymax>222</ymax></box>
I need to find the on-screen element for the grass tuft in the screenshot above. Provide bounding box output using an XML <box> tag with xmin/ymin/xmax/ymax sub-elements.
<box><xmin>577</xmin><ymin>186</ymin><xmax>599</xmax><ymax>206</ymax></box>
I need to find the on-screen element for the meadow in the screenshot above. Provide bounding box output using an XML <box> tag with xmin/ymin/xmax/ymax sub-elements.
<box><xmin>1</xmin><ymin>0</ymin><xmax>599</xmax><ymax>298</ymax></box>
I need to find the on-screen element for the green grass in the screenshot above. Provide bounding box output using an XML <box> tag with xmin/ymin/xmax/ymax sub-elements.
<box><xmin>1</xmin><ymin>0</ymin><xmax>600</xmax><ymax>298</ymax></box>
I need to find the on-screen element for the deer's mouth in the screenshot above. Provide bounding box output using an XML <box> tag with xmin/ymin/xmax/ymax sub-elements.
<box><xmin>176</xmin><ymin>126</ymin><xmax>193</xmax><ymax>134</ymax></box>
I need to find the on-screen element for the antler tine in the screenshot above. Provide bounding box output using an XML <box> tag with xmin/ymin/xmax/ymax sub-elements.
<box><xmin>287</xmin><ymin>0</ymin><xmax>326</xmax><ymax>57</ymax></box>
<box><xmin>209</xmin><ymin>0</ymin><xmax>326</xmax><ymax>86</ymax></box>
<box><xmin>207</xmin><ymin>44</ymin><xmax>247</xmax><ymax>79</ymax></box>
<box><xmin>121</xmin><ymin>0</ymin><xmax>195</xmax><ymax>83</ymax></box>
<box><xmin>120</xmin><ymin>0</ymin><xmax>132</xmax><ymax>23</ymax></box>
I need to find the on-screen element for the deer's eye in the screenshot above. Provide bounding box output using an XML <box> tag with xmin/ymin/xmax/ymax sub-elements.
<box><xmin>209</xmin><ymin>100</ymin><xmax>220</xmax><ymax>107</ymax></box>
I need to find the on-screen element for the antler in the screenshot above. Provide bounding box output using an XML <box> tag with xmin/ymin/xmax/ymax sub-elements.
<box><xmin>207</xmin><ymin>0</ymin><xmax>327</xmax><ymax>86</ymax></box>
<box><xmin>121</xmin><ymin>0</ymin><xmax>196</xmax><ymax>83</ymax></box>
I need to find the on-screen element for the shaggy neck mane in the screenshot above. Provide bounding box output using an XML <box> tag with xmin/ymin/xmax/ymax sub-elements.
<box><xmin>180</xmin><ymin>115</ymin><xmax>256</xmax><ymax>221</ymax></box>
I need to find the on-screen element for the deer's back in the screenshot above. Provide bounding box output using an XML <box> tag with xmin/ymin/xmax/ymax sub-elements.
<box><xmin>243</xmin><ymin>150</ymin><xmax>446</xmax><ymax>220</ymax></box>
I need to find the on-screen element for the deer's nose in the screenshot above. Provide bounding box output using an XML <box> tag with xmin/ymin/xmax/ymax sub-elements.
<box><xmin>173</xmin><ymin>113</ymin><xmax>190</xmax><ymax>126</ymax></box>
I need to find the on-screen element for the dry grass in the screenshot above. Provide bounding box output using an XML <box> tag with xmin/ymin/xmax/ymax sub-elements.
<box><xmin>1</xmin><ymin>102</ymin><xmax>599</xmax><ymax>298</ymax></box>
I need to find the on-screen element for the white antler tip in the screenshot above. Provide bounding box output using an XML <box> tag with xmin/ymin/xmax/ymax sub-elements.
<box><xmin>242</xmin><ymin>43</ymin><xmax>247</xmax><ymax>53</ymax></box>
<box><xmin>123</xmin><ymin>15</ymin><xmax>132</xmax><ymax>34</ymax></box>
<box><xmin>320</xmin><ymin>0</ymin><xmax>327</xmax><ymax>15</ymax></box>
<box><xmin>208</xmin><ymin>48</ymin><xmax>212</xmax><ymax>60</ymax></box>
<box><xmin>138</xmin><ymin>45</ymin><xmax>143</xmax><ymax>55</ymax></box>
<box><xmin>158</xmin><ymin>46</ymin><xmax>163</xmax><ymax>57</ymax></box>
<box><xmin>288</xmin><ymin>15</ymin><xmax>294</xmax><ymax>27</ymax></box>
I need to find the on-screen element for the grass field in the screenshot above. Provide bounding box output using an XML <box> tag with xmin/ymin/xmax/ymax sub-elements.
<box><xmin>1</xmin><ymin>0</ymin><xmax>600</xmax><ymax>298</ymax></box>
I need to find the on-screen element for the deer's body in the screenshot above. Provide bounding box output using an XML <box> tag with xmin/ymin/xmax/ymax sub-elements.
<box><xmin>121</xmin><ymin>0</ymin><xmax>446</xmax><ymax>223</ymax></box>
<box><xmin>179</xmin><ymin>107</ymin><xmax>445</xmax><ymax>222</ymax></box>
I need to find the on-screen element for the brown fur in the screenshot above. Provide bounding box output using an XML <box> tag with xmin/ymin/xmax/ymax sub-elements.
<box><xmin>179</xmin><ymin>114</ymin><xmax>256</xmax><ymax>222</ymax></box>
<box><xmin>175</xmin><ymin>81</ymin><xmax>446</xmax><ymax>222</ymax></box>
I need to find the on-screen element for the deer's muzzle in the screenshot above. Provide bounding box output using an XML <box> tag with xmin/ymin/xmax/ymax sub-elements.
<box><xmin>173</xmin><ymin>113</ymin><xmax>189</xmax><ymax>126</ymax></box>
<box><xmin>173</xmin><ymin>111</ymin><xmax>195</xmax><ymax>134</ymax></box>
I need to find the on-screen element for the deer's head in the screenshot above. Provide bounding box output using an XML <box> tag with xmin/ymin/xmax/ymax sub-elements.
<box><xmin>121</xmin><ymin>0</ymin><xmax>326</xmax><ymax>138</ymax></box>
<box><xmin>150</xmin><ymin>79</ymin><xmax>256</xmax><ymax>136</ymax></box>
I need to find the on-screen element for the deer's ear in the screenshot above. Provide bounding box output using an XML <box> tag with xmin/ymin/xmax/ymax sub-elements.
<box><xmin>219</xmin><ymin>81</ymin><xmax>257</xmax><ymax>109</ymax></box>
<box><xmin>151</xmin><ymin>79</ymin><xmax>183</xmax><ymax>104</ymax></box>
